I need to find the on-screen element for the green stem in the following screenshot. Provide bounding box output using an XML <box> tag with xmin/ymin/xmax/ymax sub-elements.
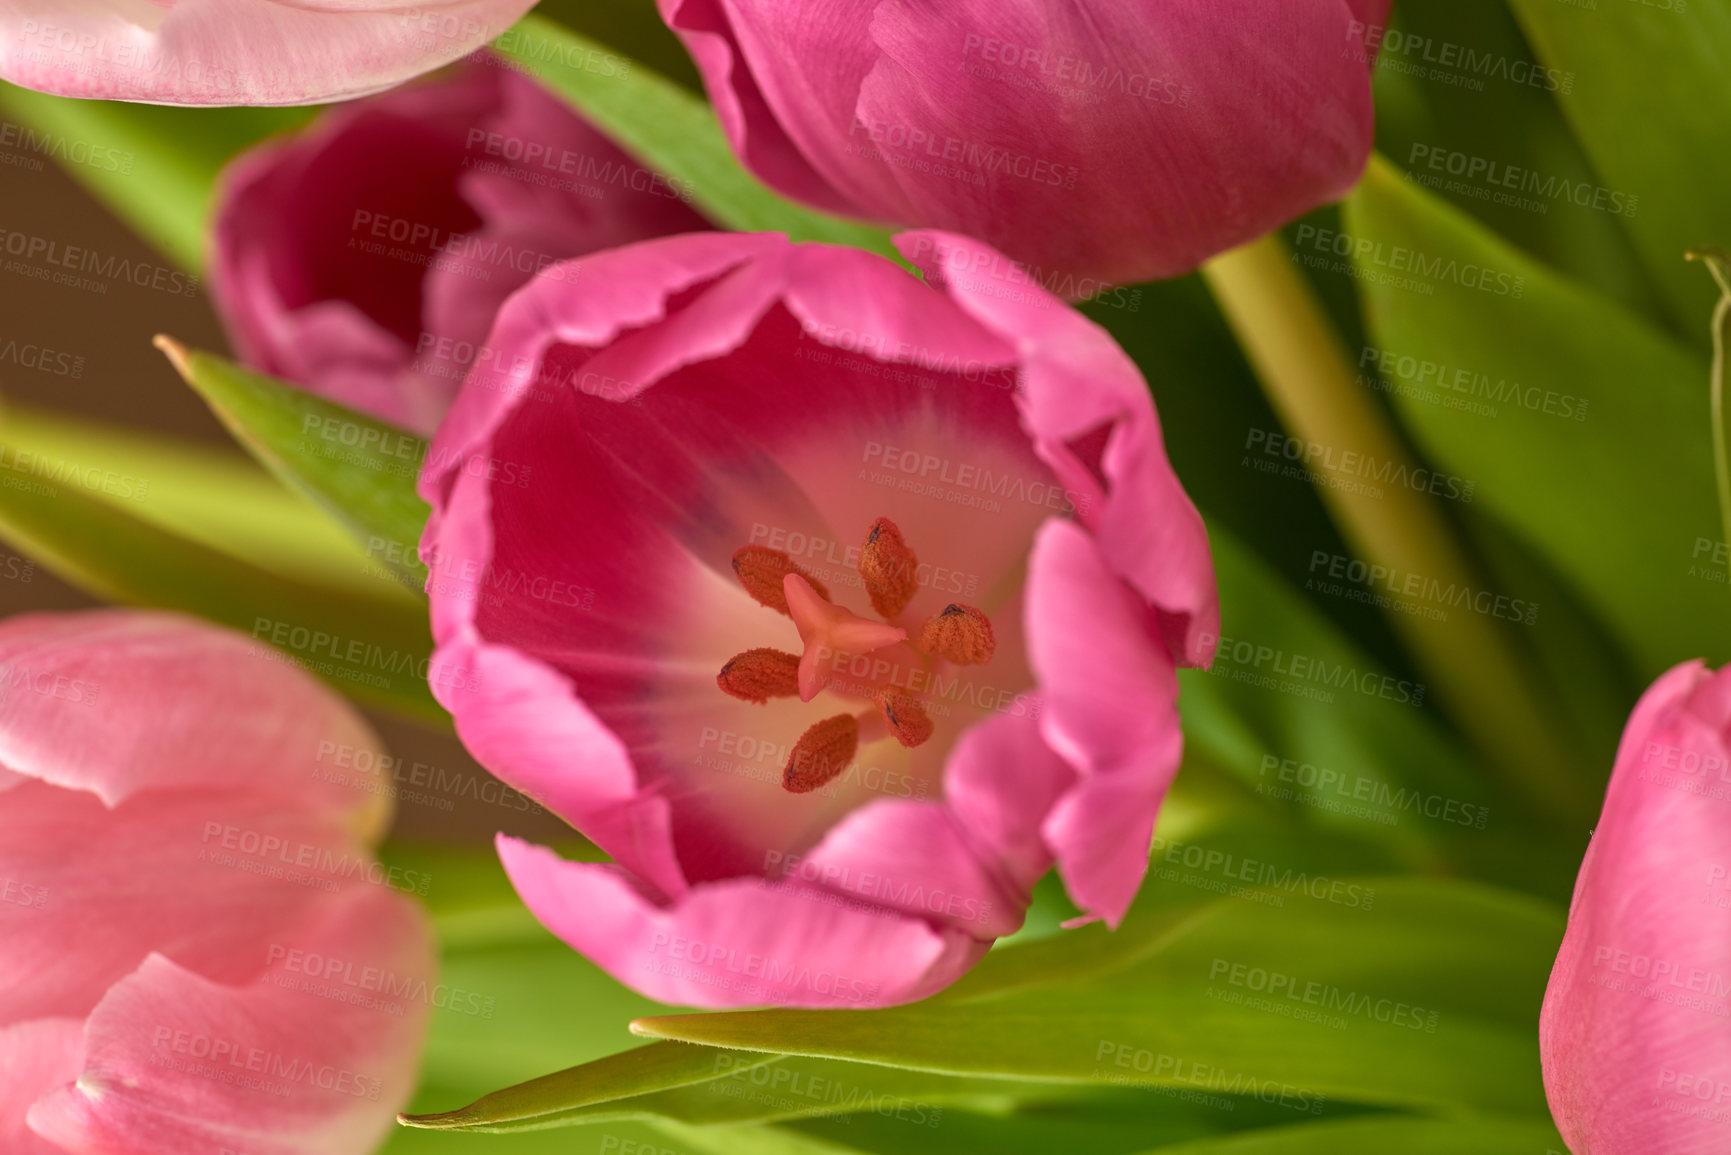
<box><xmin>1202</xmin><ymin>233</ymin><xmax>1586</xmax><ymax>826</ymax></box>
<box><xmin>1687</xmin><ymin>250</ymin><xmax>1731</xmax><ymax>556</ymax></box>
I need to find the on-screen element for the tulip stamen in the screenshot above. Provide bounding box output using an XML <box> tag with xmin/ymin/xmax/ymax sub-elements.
<box><xmin>919</xmin><ymin>604</ymin><xmax>996</xmax><ymax>666</ymax></box>
<box><xmin>723</xmin><ymin>518</ymin><xmax>995</xmax><ymax>791</ymax></box>
<box><xmin>878</xmin><ymin>691</ymin><xmax>935</xmax><ymax>748</ymax></box>
<box><xmin>859</xmin><ymin>517</ymin><xmax>919</xmax><ymax>619</ymax></box>
<box><xmin>784</xmin><ymin>714</ymin><xmax>860</xmax><ymax>793</ymax></box>
<box><xmin>733</xmin><ymin>546</ymin><xmax>828</xmax><ymax>615</ymax></box>
<box><xmin>717</xmin><ymin>648</ymin><xmax>802</xmax><ymax>703</ymax></box>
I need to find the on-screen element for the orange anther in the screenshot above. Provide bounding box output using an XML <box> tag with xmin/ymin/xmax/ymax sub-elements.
<box><xmin>733</xmin><ymin>546</ymin><xmax>827</xmax><ymax>615</ymax></box>
<box><xmin>784</xmin><ymin>714</ymin><xmax>859</xmax><ymax>793</ymax></box>
<box><xmin>717</xmin><ymin>649</ymin><xmax>802</xmax><ymax>704</ymax></box>
<box><xmin>859</xmin><ymin>517</ymin><xmax>919</xmax><ymax>619</ymax></box>
<box><xmin>920</xmin><ymin>604</ymin><xmax>996</xmax><ymax>666</ymax></box>
<box><xmin>879</xmin><ymin>692</ymin><xmax>935</xmax><ymax>748</ymax></box>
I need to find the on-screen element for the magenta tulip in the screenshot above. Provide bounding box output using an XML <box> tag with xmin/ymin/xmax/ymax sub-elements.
<box><xmin>0</xmin><ymin>0</ymin><xmax>540</xmax><ymax>105</ymax></box>
<box><xmin>1542</xmin><ymin>661</ymin><xmax>1731</xmax><ymax>1153</ymax></box>
<box><xmin>211</xmin><ymin>56</ymin><xmax>711</xmax><ymax>435</ymax></box>
<box><xmin>0</xmin><ymin>610</ymin><xmax>433</xmax><ymax>1154</ymax></box>
<box><xmin>657</xmin><ymin>0</ymin><xmax>1392</xmax><ymax>293</ymax></box>
<box><xmin>417</xmin><ymin>228</ymin><xmax>1219</xmax><ymax>1007</ymax></box>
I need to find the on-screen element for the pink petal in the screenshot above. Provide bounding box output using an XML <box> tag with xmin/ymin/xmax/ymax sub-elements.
<box><xmin>657</xmin><ymin>0</ymin><xmax>879</xmax><ymax>217</ymax></box>
<box><xmin>901</xmin><ymin>230</ymin><xmax>1219</xmax><ymax>668</ymax></box>
<box><xmin>429</xmin><ymin>631</ymin><xmax>688</xmax><ymax>901</ymax></box>
<box><xmin>1345</xmin><ymin>0</ymin><xmax>1393</xmax><ymax>32</ymax></box>
<box><xmin>942</xmin><ymin>704</ymin><xmax>1075</xmax><ymax>895</ymax></box>
<box><xmin>211</xmin><ymin>57</ymin><xmax>711</xmax><ymax>435</ymax></box>
<box><xmin>0</xmin><ymin>0</ymin><xmax>539</xmax><ymax>105</ymax></box>
<box><xmin>1025</xmin><ymin>520</ymin><xmax>1183</xmax><ymax>927</ymax></box>
<box><xmin>497</xmin><ymin>835</ymin><xmax>986</xmax><ymax>1008</ymax></box>
<box><xmin>420</xmin><ymin>232</ymin><xmax>785</xmax><ymax>504</ymax></box>
<box><xmin>26</xmin><ymin>886</ymin><xmax>431</xmax><ymax>1155</ymax></box>
<box><xmin>0</xmin><ymin>611</ymin><xmax>382</xmax><ymax>821</ymax></box>
<box><xmin>788</xmin><ymin>799</ymin><xmax>1027</xmax><ymax>939</ymax></box>
<box><xmin>1541</xmin><ymin>660</ymin><xmax>1731</xmax><ymax>1154</ymax></box>
<box><xmin>0</xmin><ymin>781</ymin><xmax>391</xmax><ymax>1028</ymax></box>
<box><xmin>0</xmin><ymin>1019</ymin><xmax>83</xmax><ymax>1155</ymax></box>
<box><xmin>666</xmin><ymin>0</ymin><xmax>1378</xmax><ymax>285</ymax></box>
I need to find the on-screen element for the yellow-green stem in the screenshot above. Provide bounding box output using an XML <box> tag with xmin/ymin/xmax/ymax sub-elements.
<box><xmin>1202</xmin><ymin>232</ymin><xmax>1585</xmax><ymax>826</ymax></box>
<box><xmin>1687</xmin><ymin>250</ymin><xmax>1731</xmax><ymax>556</ymax></box>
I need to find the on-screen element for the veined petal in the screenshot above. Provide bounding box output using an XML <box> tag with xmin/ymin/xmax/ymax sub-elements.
<box><xmin>0</xmin><ymin>782</ymin><xmax>391</xmax><ymax>1028</ymax></box>
<box><xmin>0</xmin><ymin>1019</ymin><xmax>83</xmax><ymax>1155</ymax></box>
<box><xmin>26</xmin><ymin>887</ymin><xmax>431</xmax><ymax>1155</ymax></box>
<box><xmin>497</xmin><ymin>835</ymin><xmax>985</xmax><ymax>1008</ymax></box>
<box><xmin>0</xmin><ymin>611</ymin><xmax>382</xmax><ymax>823</ymax></box>
<box><xmin>941</xmin><ymin>704</ymin><xmax>1074</xmax><ymax>895</ymax></box>
<box><xmin>657</xmin><ymin>0</ymin><xmax>880</xmax><ymax>217</ymax></box>
<box><xmin>1026</xmin><ymin>520</ymin><xmax>1182</xmax><ymax>927</ymax></box>
<box><xmin>901</xmin><ymin>230</ymin><xmax>1219</xmax><ymax>667</ymax></box>
<box><xmin>664</xmin><ymin>0</ymin><xmax>1380</xmax><ymax>285</ymax></box>
<box><xmin>790</xmin><ymin>798</ymin><xmax>1028</xmax><ymax>939</ymax></box>
<box><xmin>0</xmin><ymin>0</ymin><xmax>540</xmax><ymax>106</ymax></box>
<box><xmin>211</xmin><ymin>57</ymin><xmax>712</xmax><ymax>434</ymax></box>
<box><xmin>1541</xmin><ymin>661</ymin><xmax>1731</xmax><ymax>1154</ymax></box>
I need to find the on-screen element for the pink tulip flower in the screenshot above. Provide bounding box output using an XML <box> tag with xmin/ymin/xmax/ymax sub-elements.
<box><xmin>417</xmin><ymin>228</ymin><xmax>1218</xmax><ymax>1007</ymax></box>
<box><xmin>0</xmin><ymin>0</ymin><xmax>540</xmax><ymax>105</ymax></box>
<box><xmin>211</xmin><ymin>56</ymin><xmax>711</xmax><ymax>436</ymax></box>
<box><xmin>0</xmin><ymin>610</ymin><xmax>434</xmax><ymax>1154</ymax></box>
<box><xmin>657</xmin><ymin>0</ymin><xmax>1393</xmax><ymax>293</ymax></box>
<box><xmin>1542</xmin><ymin>661</ymin><xmax>1731</xmax><ymax>1153</ymax></box>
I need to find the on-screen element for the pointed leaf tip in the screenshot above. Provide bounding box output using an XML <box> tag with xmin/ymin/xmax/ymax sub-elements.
<box><xmin>152</xmin><ymin>334</ymin><xmax>192</xmax><ymax>380</ymax></box>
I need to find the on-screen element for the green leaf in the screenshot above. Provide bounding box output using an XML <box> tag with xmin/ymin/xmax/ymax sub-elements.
<box><xmin>1343</xmin><ymin>155</ymin><xmax>1723</xmax><ymax>677</ymax></box>
<box><xmin>1365</xmin><ymin>2</ymin><xmax>1662</xmax><ymax>321</ymax></box>
<box><xmin>781</xmin><ymin>1114</ymin><xmax>1566</xmax><ymax>1155</ymax></box>
<box><xmin>1505</xmin><ymin>0</ymin><xmax>1731</xmax><ymax>333</ymax></box>
<box><xmin>1182</xmin><ymin>520</ymin><xmax>1583</xmax><ymax>898</ymax></box>
<box><xmin>783</xmin><ymin>1100</ymin><xmax>1246</xmax><ymax>1155</ymax></box>
<box><xmin>650</xmin><ymin>1124</ymin><xmax>867</xmax><ymax>1155</ymax></box>
<box><xmin>1125</xmin><ymin>1115</ymin><xmax>1563</xmax><ymax>1154</ymax></box>
<box><xmin>530</xmin><ymin>0</ymin><xmax>705</xmax><ymax>92</ymax></box>
<box><xmin>400</xmin><ymin>850</ymin><xmax>669</xmax><ymax>1099</ymax></box>
<box><xmin>0</xmin><ymin>456</ymin><xmax>441</xmax><ymax>722</ymax></box>
<box><xmin>0</xmin><ymin>84</ymin><xmax>309</xmax><ymax>271</ymax></box>
<box><xmin>159</xmin><ymin>339</ymin><xmax>432</xmax><ymax>590</ymax></box>
<box><xmin>493</xmin><ymin>16</ymin><xmax>894</xmax><ymax>254</ymax></box>
<box><xmin>381</xmin><ymin>1119</ymin><xmax>680</xmax><ymax>1155</ymax></box>
<box><xmin>0</xmin><ymin>403</ymin><xmax>398</xmax><ymax>600</ymax></box>
<box><xmin>404</xmin><ymin>1042</ymin><xmax>779</xmax><ymax>1133</ymax></box>
<box><xmin>413</xmin><ymin>1045</ymin><xmax>1140</xmax><ymax>1134</ymax></box>
<box><xmin>631</xmin><ymin>880</ymin><xmax>1562</xmax><ymax>1118</ymax></box>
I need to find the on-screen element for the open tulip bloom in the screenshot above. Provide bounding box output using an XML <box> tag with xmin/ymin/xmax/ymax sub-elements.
<box><xmin>417</xmin><ymin>228</ymin><xmax>1218</xmax><ymax>1006</ymax></box>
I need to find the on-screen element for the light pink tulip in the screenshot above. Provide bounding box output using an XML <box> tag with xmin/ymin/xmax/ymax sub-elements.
<box><xmin>0</xmin><ymin>0</ymin><xmax>540</xmax><ymax>105</ymax></box>
<box><xmin>0</xmin><ymin>610</ymin><xmax>433</xmax><ymax>1154</ymax></box>
<box><xmin>1542</xmin><ymin>661</ymin><xmax>1731</xmax><ymax>1153</ymax></box>
<box><xmin>210</xmin><ymin>55</ymin><xmax>711</xmax><ymax>435</ymax></box>
<box><xmin>417</xmin><ymin>229</ymin><xmax>1218</xmax><ymax>1008</ymax></box>
<box><xmin>657</xmin><ymin>0</ymin><xmax>1393</xmax><ymax>292</ymax></box>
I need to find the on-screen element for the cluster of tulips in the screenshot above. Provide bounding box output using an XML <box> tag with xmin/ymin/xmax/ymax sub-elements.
<box><xmin>0</xmin><ymin>2</ymin><xmax>1712</xmax><ymax>1152</ymax></box>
